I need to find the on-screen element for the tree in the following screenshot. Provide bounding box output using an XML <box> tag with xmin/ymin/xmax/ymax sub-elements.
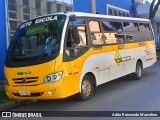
<box><xmin>149</xmin><ymin>0</ymin><xmax>160</xmax><ymax>20</ymax></box>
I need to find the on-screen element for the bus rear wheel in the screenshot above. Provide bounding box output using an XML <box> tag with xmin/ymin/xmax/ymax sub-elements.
<box><xmin>132</xmin><ymin>62</ymin><xmax>143</xmax><ymax>80</ymax></box>
<box><xmin>77</xmin><ymin>75</ymin><xmax>94</xmax><ymax>101</ymax></box>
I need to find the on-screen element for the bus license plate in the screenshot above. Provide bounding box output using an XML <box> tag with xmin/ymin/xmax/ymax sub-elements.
<box><xmin>19</xmin><ymin>90</ymin><xmax>31</xmax><ymax>96</ymax></box>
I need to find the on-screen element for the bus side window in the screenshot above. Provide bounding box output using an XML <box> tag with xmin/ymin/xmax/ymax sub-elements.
<box><xmin>123</xmin><ymin>22</ymin><xmax>141</xmax><ymax>42</ymax></box>
<box><xmin>101</xmin><ymin>20</ymin><xmax>124</xmax><ymax>44</ymax></box>
<box><xmin>139</xmin><ymin>23</ymin><xmax>153</xmax><ymax>41</ymax></box>
<box><xmin>66</xmin><ymin>29</ymin><xmax>72</xmax><ymax>47</ymax></box>
<box><xmin>66</xmin><ymin>26</ymin><xmax>87</xmax><ymax>47</ymax></box>
<box><xmin>89</xmin><ymin>20</ymin><xmax>104</xmax><ymax>45</ymax></box>
<box><xmin>64</xmin><ymin>18</ymin><xmax>88</xmax><ymax>61</ymax></box>
<box><xmin>77</xmin><ymin>26</ymin><xmax>87</xmax><ymax>46</ymax></box>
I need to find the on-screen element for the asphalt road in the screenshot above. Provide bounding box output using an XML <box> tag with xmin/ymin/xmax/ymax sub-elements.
<box><xmin>4</xmin><ymin>61</ymin><xmax>160</xmax><ymax>120</ymax></box>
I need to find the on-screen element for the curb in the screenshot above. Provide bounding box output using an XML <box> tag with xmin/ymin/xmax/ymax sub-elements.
<box><xmin>0</xmin><ymin>101</ymin><xmax>15</xmax><ymax>111</ymax></box>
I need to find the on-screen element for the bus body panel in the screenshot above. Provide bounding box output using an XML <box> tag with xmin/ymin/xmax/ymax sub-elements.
<box><xmin>4</xmin><ymin>60</ymin><xmax>56</xmax><ymax>86</ymax></box>
<box><xmin>79</xmin><ymin>40</ymin><xmax>156</xmax><ymax>91</ymax></box>
<box><xmin>5</xmin><ymin>79</ymin><xmax>68</xmax><ymax>100</ymax></box>
<box><xmin>4</xmin><ymin>12</ymin><xmax>157</xmax><ymax>100</ymax></box>
<box><xmin>4</xmin><ymin>54</ymin><xmax>79</xmax><ymax>100</ymax></box>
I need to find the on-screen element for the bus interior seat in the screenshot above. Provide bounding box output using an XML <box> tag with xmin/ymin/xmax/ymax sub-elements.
<box><xmin>91</xmin><ymin>33</ymin><xmax>96</xmax><ymax>40</ymax></box>
<box><xmin>92</xmin><ymin>33</ymin><xmax>104</xmax><ymax>45</ymax></box>
<box><xmin>104</xmin><ymin>33</ymin><xmax>117</xmax><ymax>44</ymax></box>
<box><xmin>101</xmin><ymin>34</ymin><xmax>107</xmax><ymax>41</ymax></box>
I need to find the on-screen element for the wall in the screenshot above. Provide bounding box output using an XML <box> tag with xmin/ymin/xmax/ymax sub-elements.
<box><xmin>96</xmin><ymin>0</ymin><xmax>133</xmax><ymax>15</ymax></box>
<box><xmin>73</xmin><ymin>0</ymin><xmax>91</xmax><ymax>13</ymax></box>
<box><xmin>0</xmin><ymin>1</ymin><xmax>7</xmax><ymax>79</ymax></box>
<box><xmin>74</xmin><ymin>0</ymin><xmax>133</xmax><ymax>15</ymax></box>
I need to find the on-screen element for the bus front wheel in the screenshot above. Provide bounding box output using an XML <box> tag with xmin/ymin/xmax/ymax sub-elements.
<box><xmin>77</xmin><ymin>75</ymin><xmax>94</xmax><ymax>101</ymax></box>
<box><xmin>132</xmin><ymin>62</ymin><xmax>143</xmax><ymax>80</ymax></box>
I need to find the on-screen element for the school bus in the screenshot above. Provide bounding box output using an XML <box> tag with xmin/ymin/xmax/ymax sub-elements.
<box><xmin>4</xmin><ymin>12</ymin><xmax>157</xmax><ymax>100</ymax></box>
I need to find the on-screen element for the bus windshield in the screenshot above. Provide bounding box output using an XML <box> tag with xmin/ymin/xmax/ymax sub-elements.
<box><xmin>8</xmin><ymin>15</ymin><xmax>66</xmax><ymax>63</ymax></box>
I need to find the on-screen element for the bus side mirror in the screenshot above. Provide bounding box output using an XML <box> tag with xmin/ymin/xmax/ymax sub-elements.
<box><xmin>71</xmin><ymin>27</ymin><xmax>80</xmax><ymax>45</ymax></box>
<box><xmin>69</xmin><ymin>15</ymin><xmax>76</xmax><ymax>22</ymax></box>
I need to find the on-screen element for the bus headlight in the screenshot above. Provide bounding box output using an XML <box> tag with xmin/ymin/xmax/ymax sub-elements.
<box><xmin>44</xmin><ymin>72</ymin><xmax>63</xmax><ymax>83</ymax></box>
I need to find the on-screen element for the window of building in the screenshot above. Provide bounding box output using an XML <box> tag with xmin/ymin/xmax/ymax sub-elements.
<box><xmin>122</xmin><ymin>12</ymin><xmax>125</xmax><ymax>17</ymax></box>
<box><xmin>9</xmin><ymin>12</ymin><xmax>17</xmax><ymax>19</ymax></box>
<box><xmin>139</xmin><ymin>23</ymin><xmax>153</xmax><ymax>40</ymax></box>
<box><xmin>126</xmin><ymin>13</ymin><xmax>129</xmax><ymax>17</ymax></box>
<box><xmin>23</xmin><ymin>15</ymin><xmax>30</xmax><ymax>20</ymax></box>
<box><xmin>8</xmin><ymin>0</ymin><xmax>17</xmax><ymax>19</ymax></box>
<box><xmin>123</xmin><ymin>22</ymin><xmax>141</xmax><ymax>42</ymax></box>
<box><xmin>108</xmin><ymin>8</ymin><xmax>112</xmax><ymax>15</ymax></box>
<box><xmin>8</xmin><ymin>0</ymin><xmax>17</xmax><ymax>11</ymax></box>
<box><xmin>65</xmin><ymin>5</ymin><xmax>72</xmax><ymax>12</ymax></box>
<box><xmin>9</xmin><ymin>20</ymin><xmax>18</xmax><ymax>31</ymax></box>
<box><xmin>8</xmin><ymin>0</ymin><xmax>17</xmax><ymax>4</ymax></box>
<box><xmin>22</xmin><ymin>0</ymin><xmax>30</xmax><ymax>20</ymax></box>
<box><xmin>35</xmin><ymin>0</ymin><xmax>42</xmax><ymax>16</ymax></box>
<box><xmin>114</xmin><ymin>10</ymin><xmax>117</xmax><ymax>16</ymax></box>
<box><xmin>119</xmin><ymin>11</ymin><xmax>122</xmax><ymax>16</ymax></box>
<box><xmin>57</xmin><ymin>3</ymin><xmax>62</xmax><ymax>12</ymax></box>
<box><xmin>47</xmin><ymin>1</ymin><xmax>52</xmax><ymax>14</ymax></box>
<box><xmin>107</xmin><ymin>4</ymin><xmax>130</xmax><ymax>17</ymax></box>
<box><xmin>23</xmin><ymin>0</ymin><xmax>30</xmax><ymax>14</ymax></box>
<box><xmin>102</xmin><ymin>20</ymin><xmax>124</xmax><ymax>44</ymax></box>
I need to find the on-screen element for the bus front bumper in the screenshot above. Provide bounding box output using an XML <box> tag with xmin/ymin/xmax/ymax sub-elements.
<box><xmin>5</xmin><ymin>82</ymin><xmax>69</xmax><ymax>100</ymax></box>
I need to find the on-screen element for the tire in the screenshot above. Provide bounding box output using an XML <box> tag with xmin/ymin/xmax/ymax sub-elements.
<box><xmin>132</xmin><ymin>62</ymin><xmax>143</xmax><ymax>80</ymax></box>
<box><xmin>77</xmin><ymin>75</ymin><xmax>94</xmax><ymax>101</ymax></box>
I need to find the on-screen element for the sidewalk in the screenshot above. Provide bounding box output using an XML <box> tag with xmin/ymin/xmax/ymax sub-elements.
<box><xmin>0</xmin><ymin>79</ymin><xmax>14</xmax><ymax>111</ymax></box>
<box><xmin>0</xmin><ymin>80</ymin><xmax>8</xmax><ymax>103</ymax></box>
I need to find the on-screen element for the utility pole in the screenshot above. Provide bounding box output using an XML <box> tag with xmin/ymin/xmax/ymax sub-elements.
<box><xmin>90</xmin><ymin>0</ymin><xmax>96</xmax><ymax>13</ymax></box>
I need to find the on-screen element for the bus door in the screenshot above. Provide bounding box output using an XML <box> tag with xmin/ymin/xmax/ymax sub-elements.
<box><xmin>63</xmin><ymin>18</ymin><xmax>89</xmax><ymax>94</ymax></box>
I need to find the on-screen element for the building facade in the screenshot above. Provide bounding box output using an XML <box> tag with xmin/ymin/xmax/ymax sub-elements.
<box><xmin>74</xmin><ymin>0</ymin><xmax>137</xmax><ymax>17</ymax></box>
<box><xmin>7</xmin><ymin>0</ymin><xmax>73</xmax><ymax>45</ymax></box>
<box><xmin>74</xmin><ymin>0</ymin><xmax>160</xmax><ymax>47</ymax></box>
<box><xmin>0</xmin><ymin>0</ymin><xmax>73</xmax><ymax>79</ymax></box>
<box><xmin>0</xmin><ymin>1</ymin><xmax>7</xmax><ymax>79</ymax></box>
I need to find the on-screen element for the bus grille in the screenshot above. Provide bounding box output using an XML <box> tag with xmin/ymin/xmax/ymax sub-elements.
<box><xmin>12</xmin><ymin>77</ymin><xmax>38</xmax><ymax>84</ymax></box>
<box><xmin>12</xmin><ymin>92</ymin><xmax>43</xmax><ymax>97</ymax></box>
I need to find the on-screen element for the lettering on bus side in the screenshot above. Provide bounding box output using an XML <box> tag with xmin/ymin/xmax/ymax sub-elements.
<box><xmin>115</xmin><ymin>56</ymin><xmax>131</xmax><ymax>63</ymax></box>
<box><xmin>35</xmin><ymin>16</ymin><xmax>58</xmax><ymax>24</ymax></box>
<box><xmin>118</xmin><ymin>45</ymin><xmax>125</xmax><ymax>50</ymax></box>
<box><xmin>20</xmin><ymin>21</ymin><xmax>32</xmax><ymax>29</ymax></box>
<box><xmin>139</xmin><ymin>42</ymin><xmax>146</xmax><ymax>47</ymax></box>
<box><xmin>93</xmin><ymin>46</ymin><xmax>102</xmax><ymax>50</ymax></box>
<box><xmin>114</xmin><ymin>51</ymin><xmax>131</xmax><ymax>67</ymax></box>
<box><xmin>19</xmin><ymin>16</ymin><xmax>58</xmax><ymax>29</ymax></box>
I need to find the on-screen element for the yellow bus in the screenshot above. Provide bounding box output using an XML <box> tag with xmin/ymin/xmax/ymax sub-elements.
<box><xmin>4</xmin><ymin>12</ymin><xmax>157</xmax><ymax>101</ymax></box>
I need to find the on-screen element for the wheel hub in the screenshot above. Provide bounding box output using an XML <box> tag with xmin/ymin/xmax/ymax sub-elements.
<box><xmin>82</xmin><ymin>80</ymin><xmax>91</xmax><ymax>96</ymax></box>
